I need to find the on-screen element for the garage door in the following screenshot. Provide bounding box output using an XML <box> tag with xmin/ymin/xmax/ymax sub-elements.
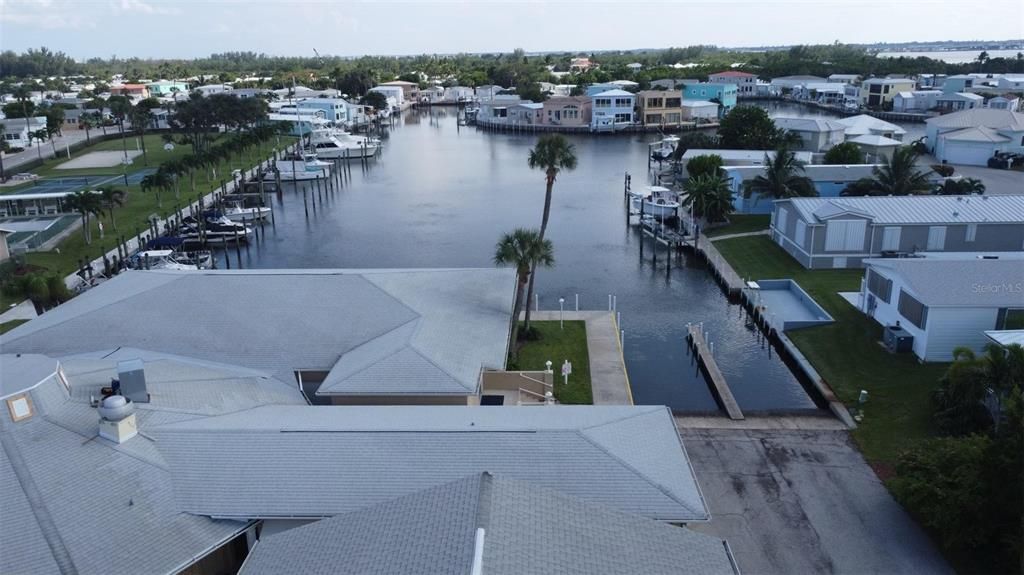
<box><xmin>943</xmin><ymin>141</ymin><xmax>996</xmax><ymax>166</ymax></box>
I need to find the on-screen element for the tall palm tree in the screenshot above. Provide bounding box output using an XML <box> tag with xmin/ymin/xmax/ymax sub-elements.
<box><xmin>97</xmin><ymin>187</ymin><xmax>126</xmax><ymax>231</ymax></box>
<box><xmin>742</xmin><ymin>145</ymin><xmax>816</xmax><ymax>203</ymax></box>
<box><xmin>683</xmin><ymin>174</ymin><xmax>735</xmax><ymax>223</ymax></box>
<box><xmin>12</xmin><ymin>86</ymin><xmax>34</xmax><ymax>144</ymax></box>
<box><xmin>65</xmin><ymin>190</ymin><xmax>103</xmax><ymax>244</ymax></box>
<box><xmin>524</xmin><ymin>134</ymin><xmax>577</xmax><ymax>331</ymax></box>
<box><xmin>870</xmin><ymin>146</ymin><xmax>932</xmax><ymax>196</ymax></box>
<box><xmin>107</xmin><ymin>95</ymin><xmax>133</xmax><ymax>163</ymax></box>
<box><xmin>31</xmin><ymin>129</ymin><xmax>48</xmax><ymax>160</ymax></box>
<box><xmin>494</xmin><ymin>228</ymin><xmax>555</xmax><ymax>348</ymax></box>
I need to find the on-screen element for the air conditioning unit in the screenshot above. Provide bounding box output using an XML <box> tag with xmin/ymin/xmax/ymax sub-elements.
<box><xmin>883</xmin><ymin>325</ymin><xmax>914</xmax><ymax>353</ymax></box>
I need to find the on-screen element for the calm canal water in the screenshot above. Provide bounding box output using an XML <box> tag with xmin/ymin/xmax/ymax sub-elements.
<box><xmin>242</xmin><ymin>106</ymin><xmax>827</xmax><ymax>413</ymax></box>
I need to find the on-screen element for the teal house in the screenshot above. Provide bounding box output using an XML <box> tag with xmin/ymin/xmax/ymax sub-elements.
<box><xmin>147</xmin><ymin>81</ymin><xmax>190</xmax><ymax>97</ymax></box>
<box><xmin>682</xmin><ymin>82</ymin><xmax>738</xmax><ymax>116</ymax></box>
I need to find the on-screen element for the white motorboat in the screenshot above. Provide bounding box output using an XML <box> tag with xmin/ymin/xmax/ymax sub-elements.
<box><xmin>264</xmin><ymin>155</ymin><xmax>331</xmax><ymax>181</ymax></box>
<box><xmin>628</xmin><ymin>185</ymin><xmax>680</xmax><ymax>219</ymax></box>
<box><xmin>178</xmin><ymin>216</ymin><xmax>254</xmax><ymax>244</ymax></box>
<box><xmin>221</xmin><ymin>204</ymin><xmax>272</xmax><ymax>222</ymax></box>
<box><xmin>131</xmin><ymin>249</ymin><xmax>212</xmax><ymax>270</ymax></box>
<box><xmin>308</xmin><ymin>129</ymin><xmax>379</xmax><ymax>159</ymax></box>
<box><xmin>650</xmin><ymin>136</ymin><xmax>680</xmax><ymax>162</ymax></box>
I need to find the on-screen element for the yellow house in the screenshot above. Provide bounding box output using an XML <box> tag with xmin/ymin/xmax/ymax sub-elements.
<box><xmin>636</xmin><ymin>90</ymin><xmax>684</xmax><ymax>127</ymax></box>
<box><xmin>860</xmin><ymin>78</ymin><xmax>916</xmax><ymax>108</ymax></box>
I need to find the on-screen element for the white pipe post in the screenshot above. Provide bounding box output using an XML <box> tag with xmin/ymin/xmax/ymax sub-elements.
<box><xmin>607</xmin><ymin>294</ymin><xmax>612</xmax><ymax>311</ymax></box>
<box><xmin>575</xmin><ymin>293</ymin><xmax>579</xmax><ymax>312</ymax></box>
<box><xmin>534</xmin><ymin>292</ymin><xmax>539</xmax><ymax>311</ymax></box>
<box><xmin>613</xmin><ymin>295</ymin><xmax>617</xmax><ymax>311</ymax></box>
<box><xmin>620</xmin><ymin>329</ymin><xmax>625</xmax><ymax>346</ymax></box>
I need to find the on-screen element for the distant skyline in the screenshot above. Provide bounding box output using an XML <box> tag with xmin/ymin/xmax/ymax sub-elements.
<box><xmin>1</xmin><ymin>0</ymin><xmax>1021</xmax><ymax>60</ymax></box>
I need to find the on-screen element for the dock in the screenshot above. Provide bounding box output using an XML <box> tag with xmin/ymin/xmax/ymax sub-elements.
<box><xmin>687</xmin><ymin>323</ymin><xmax>744</xmax><ymax>420</ymax></box>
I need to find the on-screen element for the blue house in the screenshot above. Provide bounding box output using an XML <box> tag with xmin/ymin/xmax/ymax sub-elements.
<box><xmin>941</xmin><ymin>75</ymin><xmax>975</xmax><ymax>94</ymax></box>
<box><xmin>586</xmin><ymin>83</ymin><xmax>622</xmax><ymax>97</ymax></box>
<box><xmin>296</xmin><ymin>98</ymin><xmax>352</xmax><ymax>124</ymax></box>
<box><xmin>683</xmin><ymin>83</ymin><xmax>738</xmax><ymax>116</ymax></box>
<box><xmin>724</xmin><ymin>164</ymin><xmax>881</xmax><ymax>214</ymax></box>
<box><xmin>590</xmin><ymin>89</ymin><xmax>635</xmax><ymax>131</ymax></box>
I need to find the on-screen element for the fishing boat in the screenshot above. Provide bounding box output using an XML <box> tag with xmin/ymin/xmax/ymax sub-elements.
<box><xmin>264</xmin><ymin>155</ymin><xmax>331</xmax><ymax>181</ymax></box>
<box><xmin>649</xmin><ymin>136</ymin><xmax>680</xmax><ymax>162</ymax></box>
<box><xmin>205</xmin><ymin>204</ymin><xmax>272</xmax><ymax>223</ymax></box>
<box><xmin>178</xmin><ymin>216</ymin><xmax>254</xmax><ymax>244</ymax></box>
<box><xmin>628</xmin><ymin>185</ymin><xmax>681</xmax><ymax>219</ymax></box>
<box><xmin>130</xmin><ymin>249</ymin><xmax>213</xmax><ymax>270</ymax></box>
<box><xmin>308</xmin><ymin>129</ymin><xmax>379</xmax><ymax>159</ymax></box>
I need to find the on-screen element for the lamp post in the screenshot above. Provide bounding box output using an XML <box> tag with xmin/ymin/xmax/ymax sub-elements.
<box><xmin>559</xmin><ymin>297</ymin><xmax>565</xmax><ymax>330</ymax></box>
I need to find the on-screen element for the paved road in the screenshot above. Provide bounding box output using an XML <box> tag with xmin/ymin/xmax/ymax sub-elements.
<box><xmin>1</xmin><ymin>130</ymin><xmax>94</xmax><ymax>174</ymax></box>
<box><xmin>944</xmin><ymin>164</ymin><xmax>1024</xmax><ymax>196</ymax></box>
<box><xmin>682</xmin><ymin>427</ymin><xmax>952</xmax><ymax>575</ymax></box>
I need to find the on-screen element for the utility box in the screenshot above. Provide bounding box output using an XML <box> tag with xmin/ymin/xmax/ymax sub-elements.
<box><xmin>117</xmin><ymin>359</ymin><xmax>149</xmax><ymax>403</ymax></box>
<box><xmin>883</xmin><ymin>325</ymin><xmax>914</xmax><ymax>353</ymax></box>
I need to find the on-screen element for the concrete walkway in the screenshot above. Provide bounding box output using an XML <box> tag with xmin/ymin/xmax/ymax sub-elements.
<box><xmin>708</xmin><ymin>229</ymin><xmax>770</xmax><ymax>241</ymax></box>
<box><xmin>525</xmin><ymin>310</ymin><xmax>633</xmax><ymax>405</ymax></box>
<box><xmin>0</xmin><ymin>300</ymin><xmax>38</xmax><ymax>323</ymax></box>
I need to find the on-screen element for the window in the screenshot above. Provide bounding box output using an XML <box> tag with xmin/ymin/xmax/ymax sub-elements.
<box><xmin>866</xmin><ymin>269</ymin><xmax>893</xmax><ymax>303</ymax></box>
<box><xmin>926</xmin><ymin>226</ymin><xmax>946</xmax><ymax>250</ymax></box>
<box><xmin>824</xmin><ymin>219</ymin><xmax>867</xmax><ymax>251</ymax></box>
<box><xmin>646</xmin><ymin>114</ymin><xmax>661</xmax><ymax>124</ymax></box>
<box><xmin>795</xmin><ymin>220</ymin><xmax>807</xmax><ymax>248</ymax></box>
<box><xmin>665</xmin><ymin>113</ymin><xmax>681</xmax><ymax>123</ymax></box>
<box><xmin>614</xmin><ymin>98</ymin><xmax>632</xmax><ymax>107</ymax></box>
<box><xmin>614</xmin><ymin>113</ymin><xmax>632</xmax><ymax>123</ymax></box>
<box><xmin>665</xmin><ymin>97</ymin><xmax>681</xmax><ymax>107</ymax></box>
<box><xmin>595</xmin><ymin>98</ymin><xmax>611</xmax><ymax>108</ymax></box>
<box><xmin>646</xmin><ymin>98</ymin><xmax>663</xmax><ymax>108</ymax></box>
<box><xmin>898</xmin><ymin>289</ymin><xmax>928</xmax><ymax>329</ymax></box>
<box><xmin>776</xmin><ymin>207</ymin><xmax>789</xmax><ymax>233</ymax></box>
<box><xmin>965</xmin><ymin>223</ymin><xmax>977</xmax><ymax>242</ymax></box>
<box><xmin>881</xmin><ymin>227</ymin><xmax>901</xmax><ymax>251</ymax></box>
<box><xmin>6</xmin><ymin>394</ymin><xmax>33</xmax><ymax>422</ymax></box>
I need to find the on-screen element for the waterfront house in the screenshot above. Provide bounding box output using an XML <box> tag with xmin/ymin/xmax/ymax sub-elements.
<box><xmin>682</xmin><ymin>148</ymin><xmax>813</xmax><ymax>167</ymax></box>
<box><xmin>770</xmin><ymin>195</ymin><xmax>1024</xmax><ymax>269</ymax></box>
<box><xmin>378</xmin><ymin>80</ymin><xmax>419</xmax><ymax>104</ymax></box>
<box><xmin>709</xmin><ymin>71</ymin><xmax>757</xmax><ymax>97</ymax></box>
<box><xmin>475</xmin><ymin>85</ymin><xmax>506</xmax><ymax>101</ymax></box>
<box><xmin>770</xmin><ymin>75</ymin><xmax>827</xmax><ymax>92</ymax></box>
<box><xmin>0</xmin><ymin>352</ymin><xmax>307</xmax><ymax>575</ymax></box>
<box><xmin>369</xmin><ymin>85</ymin><xmax>406</xmax><ymax>108</ymax></box>
<box><xmin>794</xmin><ymin>82</ymin><xmax>846</xmax><ymax>105</ymax></box>
<box><xmin>590</xmin><ymin>89</ymin><xmax>635</xmax><ymax>131</ymax></box>
<box><xmin>827</xmin><ymin>74</ymin><xmax>860</xmax><ymax>85</ymax></box>
<box><xmin>479</xmin><ymin>94</ymin><xmax>523</xmax><ymax>125</ymax></box>
<box><xmin>443</xmin><ymin>85</ymin><xmax>475</xmax><ymax>102</ymax></box>
<box><xmin>267</xmin><ymin>112</ymin><xmax>330</xmax><ymax>135</ymax></box>
<box><xmin>942</xmin><ymin>74</ymin><xmax>975</xmax><ymax>94</ymax></box>
<box><xmin>509</xmin><ymin>101</ymin><xmax>543</xmax><ymax>125</ymax></box>
<box><xmin>893</xmin><ymin>90</ymin><xmax>942</xmax><ymax>113</ymax></box>
<box><xmin>918</xmin><ymin>73</ymin><xmax>947</xmax><ymax>89</ymax></box>
<box><xmin>925</xmin><ymin>108</ymin><xmax>1024</xmax><ymax>166</ymax></box>
<box><xmin>682</xmin><ymin>82</ymin><xmax>737</xmax><ymax>115</ymax></box>
<box><xmin>680</xmin><ymin>100</ymin><xmax>719</xmax><ymax>120</ymax></box>
<box><xmin>754</xmin><ymin>81</ymin><xmax>779</xmax><ymax>98</ymax></box>
<box><xmin>935</xmin><ymin>92</ymin><xmax>984</xmax><ymax>112</ymax></box>
<box><xmin>586</xmin><ymin>82</ymin><xmax>622</xmax><ymax>97</ymax></box>
<box><xmin>419</xmin><ymin>85</ymin><xmax>445</xmax><ymax>103</ymax></box>
<box><xmin>1</xmin><ymin>268</ymin><xmax>517</xmax><ymax>406</ymax></box>
<box><xmin>986</xmin><ymin>95</ymin><xmax>1021</xmax><ymax>111</ymax></box>
<box><xmin>297</xmin><ymin>98</ymin><xmax>351</xmax><ymax>123</ymax></box>
<box><xmin>149</xmin><ymin>405</ymin><xmax>712</xmax><ymax>523</ymax></box>
<box><xmin>650</xmin><ymin>78</ymin><xmax>699</xmax><ymax>90</ymax></box>
<box><xmin>726</xmin><ymin>164</ymin><xmax>882</xmax><ymax>214</ymax></box>
<box><xmin>857</xmin><ymin>257</ymin><xmax>1024</xmax><ymax>362</ymax></box>
<box><xmin>108</xmin><ymin>83</ymin><xmax>150</xmax><ymax>99</ymax></box>
<box><xmin>997</xmin><ymin>75</ymin><xmax>1024</xmax><ymax>90</ymax></box>
<box><xmin>146</xmin><ymin>80</ymin><xmax>189</xmax><ymax>96</ymax></box>
<box><xmin>837</xmin><ymin>114</ymin><xmax>907</xmax><ymax>141</ymax></box>
<box><xmin>774</xmin><ymin>117</ymin><xmax>847</xmax><ymax>152</ymax></box>
<box><xmin>0</xmin><ymin>116</ymin><xmax>47</xmax><ymax>148</ymax></box>
<box><xmin>860</xmin><ymin>78</ymin><xmax>916</xmax><ymax>108</ymax></box>
<box><xmin>636</xmin><ymin>90</ymin><xmax>684</xmax><ymax>127</ymax></box>
<box><xmin>542</xmin><ymin>96</ymin><xmax>591</xmax><ymax>127</ymax></box>
<box><xmin>239</xmin><ymin>472</ymin><xmax>737</xmax><ymax>575</ymax></box>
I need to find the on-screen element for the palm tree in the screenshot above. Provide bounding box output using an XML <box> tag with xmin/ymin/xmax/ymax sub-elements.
<box><xmin>0</xmin><ymin>124</ymin><xmax>8</xmax><ymax>182</ymax></box>
<box><xmin>12</xmin><ymin>86</ymin><xmax>34</xmax><ymax>144</ymax></box>
<box><xmin>683</xmin><ymin>174</ymin><xmax>735</xmax><ymax>223</ymax></box>
<box><xmin>31</xmin><ymin>129</ymin><xmax>48</xmax><ymax>160</ymax></box>
<box><xmin>64</xmin><ymin>190</ymin><xmax>103</xmax><ymax>244</ymax></box>
<box><xmin>494</xmin><ymin>228</ymin><xmax>555</xmax><ymax>348</ymax></box>
<box><xmin>935</xmin><ymin>177</ymin><xmax>986</xmax><ymax>196</ymax></box>
<box><xmin>79</xmin><ymin>112</ymin><xmax>95</xmax><ymax>145</ymax></box>
<box><xmin>932</xmin><ymin>343</ymin><xmax>1024</xmax><ymax>435</ymax></box>
<box><xmin>107</xmin><ymin>95</ymin><xmax>133</xmax><ymax>163</ymax></box>
<box><xmin>742</xmin><ymin>145</ymin><xmax>816</xmax><ymax>202</ymax></box>
<box><xmin>870</xmin><ymin>146</ymin><xmax>932</xmax><ymax>196</ymax></box>
<box><xmin>524</xmin><ymin>134</ymin><xmax>577</xmax><ymax>331</ymax></box>
<box><xmin>97</xmin><ymin>187</ymin><xmax>126</xmax><ymax>231</ymax></box>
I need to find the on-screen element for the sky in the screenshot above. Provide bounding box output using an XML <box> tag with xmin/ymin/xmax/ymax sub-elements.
<box><xmin>0</xmin><ymin>0</ymin><xmax>1021</xmax><ymax>60</ymax></box>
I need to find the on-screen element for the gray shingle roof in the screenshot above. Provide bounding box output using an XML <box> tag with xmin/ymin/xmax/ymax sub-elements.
<box><xmin>1</xmin><ymin>268</ymin><xmax>516</xmax><ymax>397</ymax></box>
<box><xmin>150</xmin><ymin>405</ymin><xmax>710</xmax><ymax>522</ymax></box>
<box><xmin>0</xmin><ymin>353</ymin><xmax>306</xmax><ymax>575</ymax></box>
<box><xmin>782</xmin><ymin>195</ymin><xmax>1024</xmax><ymax>225</ymax></box>
<box><xmin>865</xmin><ymin>258</ymin><xmax>1024</xmax><ymax>307</ymax></box>
<box><xmin>241</xmin><ymin>473</ymin><xmax>736</xmax><ymax>575</ymax></box>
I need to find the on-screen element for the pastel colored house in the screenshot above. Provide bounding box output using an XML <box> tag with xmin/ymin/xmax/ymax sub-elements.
<box><xmin>926</xmin><ymin>108</ymin><xmax>1024</xmax><ymax>166</ymax></box>
<box><xmin>682</xmin><ymin>82</ymin><xmax>737</xmax><ymax>115</ymax></box>
<box><xmin>709</xmin><ymin>71</ymin><xmax>757</xmax><ymax>97</ymax></box>
<box><xmin>636</xmin><ymin>90</ymin><xmax>684</xmax><ymax>127</ymax></box>
<box><xmin>146</xmin><ymin>81</ymin><xmax>189</xmax><ymax>96</ymax></box>
<box><xmin>108</xmin><ymin>83</ymin><xmax>150</xmax><ymax>99</ymax></box>
<box><xmin>590</xmin><ymin>89</ymin><xmax>635</xmax><ymax>131</ymax></box>
<box><xmin>541</xmin><ymin>96</ymin><xmax>591</xmax><ymax>127</ymax></box>
<box><xmin>997</xmin><ymin>75</ymin><xmax>1024</xmax><ymax>90</ymax></box>
<box><xmin>297</xmin><ymin>98</ymin><xmax>351</xmax><ymax>123</ymax></box>
<box><xmin>860</xmin><ymin>78</ymin><xmax>916</xmax><ymax>108</ymax></box>
<box><xmin>986</xmin><ymin>95</ymin><xmax>1021</xmax><ymax>111</ymax></box>
<box><xmin>942</xmin><ymin>74</ymin><xmax>975</xmax><ymax>94</ymax></box>
<box><xmin>773</xmin><ymin>117</ymin><xmax>847</xmax><ymax>152</ymax></box>
<box><xmin>770</xmin><ymin>195</ymin><xmax>1024</xmax><ymax>269</ymax></box>
<box><xmin>377</xmin><ymin>80</ymin><xmax>419</xmax><ymax>104</ymax></box>
<box><xmin>858</xmin><ymin>257</ymin><xmax>1024</xmax><ymax>362</ymax></box>
<box><xmin>586</xmin><ymin>82</ymin><xmax>622</xmax><ymax>97</ymax></box>
<box><xmin>508</xmin><ymin>102</ymin><xmax>543</xmax><ymax>125</ymax></box>
<box><xmin>892</xmin><ymin>90</ymin><xmax>942</xmax><ymax>113</ymax></box>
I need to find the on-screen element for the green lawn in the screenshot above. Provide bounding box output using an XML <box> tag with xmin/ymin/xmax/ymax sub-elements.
<box><xmin>715</xmin><ymin>235</ymin><xmax>948</xmax><ymax>465</ymax></box>
<box><xmin>6</xmin><ymin>133</ymin><xmax>294</xmax><ymax>277</ymax></box>
<box><xmin>705</xmin><ymin>214</ymin><xmax>771</xmax><ymax>237</ymax></box>
<box><xmin>508</xmin><ymin>320</ymin><xmax>593</xmax><ymax>404</ymax></box>
<box><xmin>0</xmin><ymin>319</ymin><xmax>29</xmax><ymax>334</ymax></box>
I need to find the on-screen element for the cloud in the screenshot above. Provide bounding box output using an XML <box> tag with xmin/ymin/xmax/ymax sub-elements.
<box><xmin>113</xmin><ymin>0</ymin><xmax>179</xmax><ymax>15</ymax></box>
<box><xmin>0</xmin><ymin>0</ymin><xmax>97</xmax><ymax>29</ymax></box>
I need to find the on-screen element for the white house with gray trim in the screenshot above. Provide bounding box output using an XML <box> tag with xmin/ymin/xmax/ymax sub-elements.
<box><xmin>858</xmin><ymin>257</ymin><xmax>1024</xmax><ymax>361</ymax></box>
<box><xmin>770</xmin><ymin>195</ymin><xmax>1024</xmax><ymax>269</ymax></box>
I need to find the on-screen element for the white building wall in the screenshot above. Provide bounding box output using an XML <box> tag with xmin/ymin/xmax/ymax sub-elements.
<box><xmin>861</xmin><ymin>268</ymin><xmax>930</xmax><ymax>359</ymax></box>
<box><xmin>925</xmin><ymin>307</ymin><xmax>1001</xmax><ymax>362</ymax></box>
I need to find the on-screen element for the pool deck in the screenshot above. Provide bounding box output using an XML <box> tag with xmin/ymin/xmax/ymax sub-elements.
<box><xmin>524</xmin><ymin>310</ymin><xmax>633</xmax><ymax>406</ymax></box>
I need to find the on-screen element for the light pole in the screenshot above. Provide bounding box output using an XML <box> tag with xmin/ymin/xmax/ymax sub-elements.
<box><xmin>559</xmin><ymin>297</ymin><xmax>564</xmax><ymax>330</ymax></box>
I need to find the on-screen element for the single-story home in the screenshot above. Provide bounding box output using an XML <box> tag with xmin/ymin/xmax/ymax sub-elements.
<box><xmin>770</xmin><ymin>195</ymin><xmax>1024</xmax><ymax>269</ymax></box>
<box><xmin>847</xmin><ymin>134</ymin><xmax>903</xmax><ymax>161</ymax></box>
<box><xmin>542</xmin><ymin>96</ymin><xmax>592</xmax><ymax>127</ymax></box>
<box><xmin>682</xmin><ymin>148</ymin><xmax>813</xmax><ymax>168</ymax></box>
<box><xmin>680</xmin><ymin>100</ymin><xmax>719</xmax><ymax>120</ymax></box>
<box><xmin>837</xmin><ymin>114</ymin><xmax>907</xmax><ymax>142</ymax></box>
<box><xmin>893</xmin><ymin>90</ymin><xmax>943</xmax><ymax>113</ymax></box>
<box><xmin>1</xmin><ymin>268</ymin><xmax>517</xmax><ymax>405</ymax></box>
<box><xmin>925</xmin><ymin>108</ymin><xmax>1024</xmax><ymax>165</ymax></box>
<box><xmin>858</xmin><ymin>257</ymin><xmax>1024</xmax><ymax>361</ymax></box>
<box><xmin>935</xmin><ymin>92</ymin><xmax>984</xmax><ymax>112</ymax></box>
<box><xmin>774</xmin><ymin>117</ymin><xmax>847</xmax><ymax>152</ymax></box>
<box><xmin>726</xmin><ymin>164</ymin><xmax>881</xmax><ymax>214</ymax></box>
<box><xmin>0</xmin><ymin>116</ymin><xmax>47</xmax><ymax>148</ymax></box>
<box><xmin>770</xmin><ymin>75</ymin><xmax>827</xmax><ymax>91</ymax></box>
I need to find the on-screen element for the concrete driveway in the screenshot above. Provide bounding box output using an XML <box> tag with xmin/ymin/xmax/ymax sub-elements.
<box><xmin>945</xmin><ymin>164</ymin><xmax>1024</xmax><ymax>195</ymax></box>
<box><xmin>682</xmin><ymin>427</ymin><xmax>952</xmax><ymax>575</ymax></box>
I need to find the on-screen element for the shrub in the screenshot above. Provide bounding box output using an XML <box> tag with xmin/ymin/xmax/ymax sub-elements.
<box><xmin>823</xmin><ymin>142</ymin><xmax>866</xmax><ymax>165</ymax></box>
<box><xmin>685</xmin><ymin>154</ymin><xmax>723</xmax><ymax>178</ymax></box>
<box><xmin>930</xmin><ymin>164</ymin><xmax>955</xmax><ymax>177</ymax></box>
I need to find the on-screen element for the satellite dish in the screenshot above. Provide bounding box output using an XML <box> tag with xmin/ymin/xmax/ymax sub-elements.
<box><xmin>163</xmin><ymin>143</ymin><xmax>174</xmax><ymax>151</ymax></box>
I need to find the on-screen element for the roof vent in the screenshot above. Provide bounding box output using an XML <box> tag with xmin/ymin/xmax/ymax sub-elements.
<box><xmin>117</xmin><ymin>359</ymin><xmax>149</xmax><ymax>404</ymax></box>
<box><xmin>97</xmin><ymin>395</ymin><xmax>138</xmax><ymax>444</ymax></box>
